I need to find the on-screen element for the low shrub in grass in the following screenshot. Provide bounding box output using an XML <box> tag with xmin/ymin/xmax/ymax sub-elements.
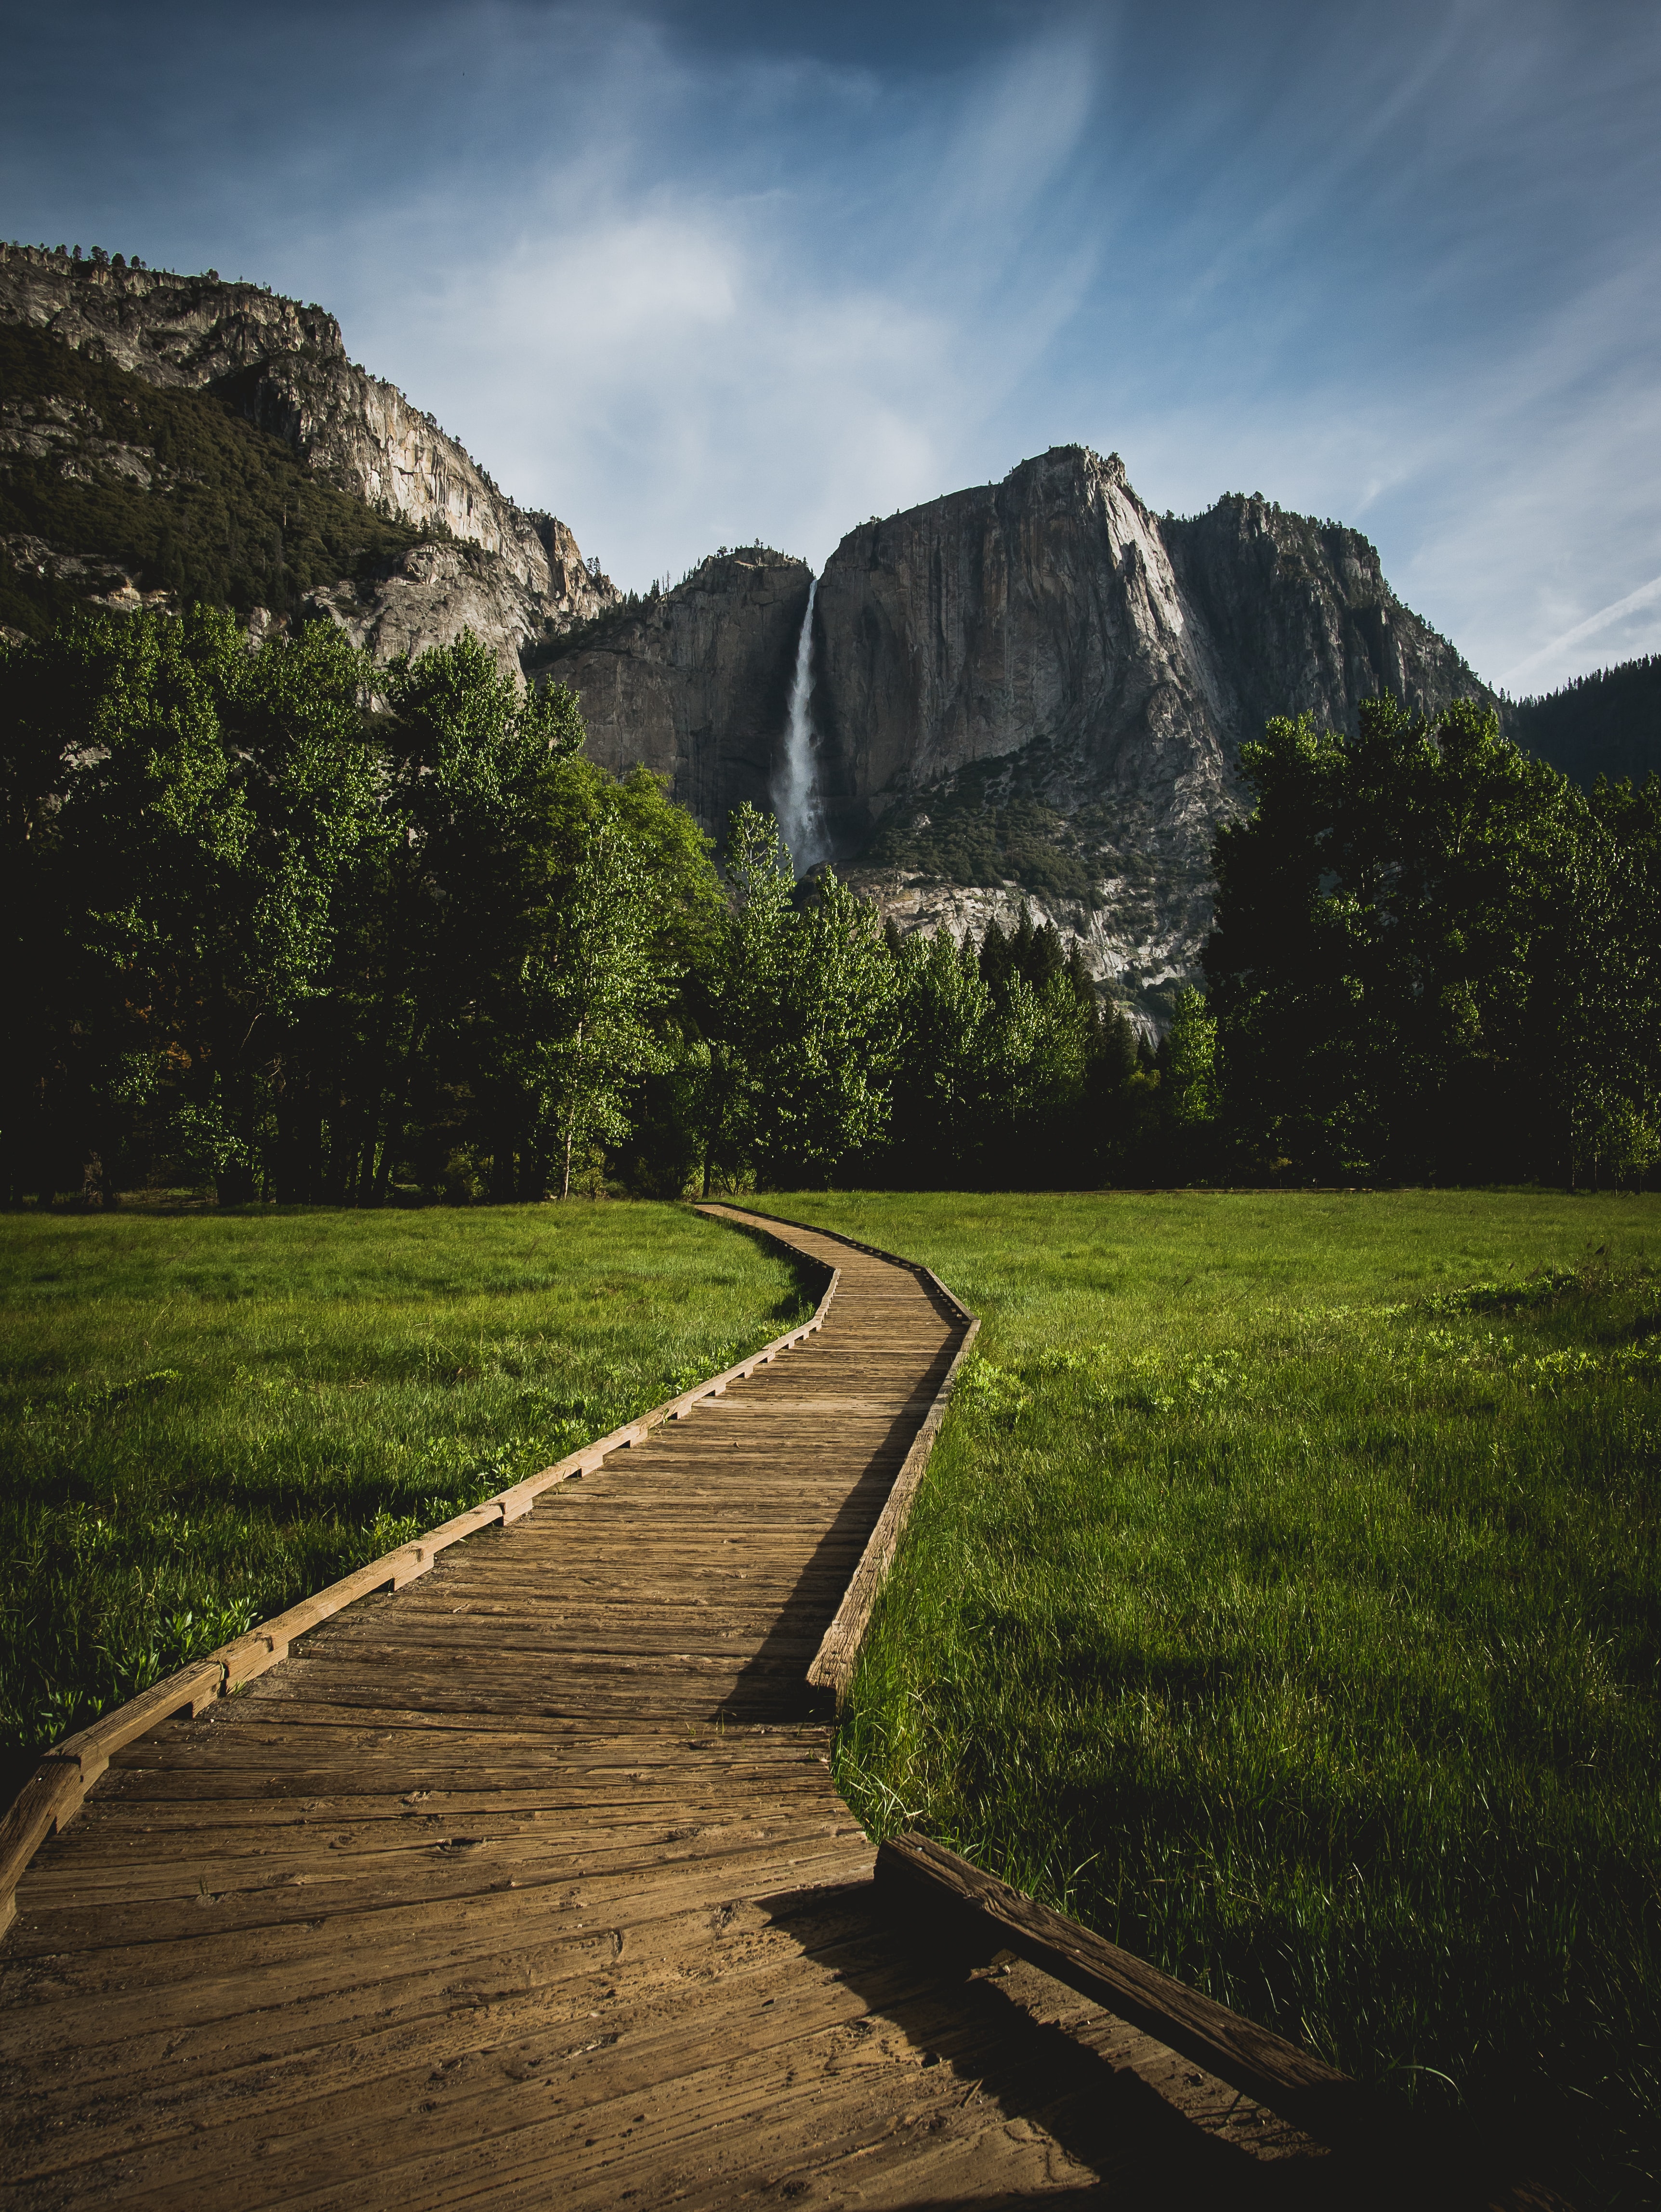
<box><xmin>0</xmin><ymin>1202</ymin><xmax>807</xmax><ymax>1799</ymax></box>
<box><xmin>748</xmin><ymin>1189</ymin><xmax>1661</xmax><ymax>2207</ymax></box>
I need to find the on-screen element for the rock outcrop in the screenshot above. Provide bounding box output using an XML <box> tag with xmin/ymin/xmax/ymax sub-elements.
<box><xmin>537</xmin><ymin>550</ymin><xmax>813</xmax><ymax>832</ymax></box>
<box><xmin>813</xmin><ymin>448</ymin><xmax>1233</xmax><ymax>853</ymax></box>
<box><xmin>812</xmin><ymin>448</ymin><xmax>1495</xmax><ymax>1019</ymax></box>
<box><xmin>0</xmin><ymin>242</ymin><xmax>616</xmax><ymax>672</ymax></box>
<box><xmin>546</xmin><ymin>446</ymin><xmax>1495</xmax><ymax>1023</ymax></box>
<box><xmin>1160</xmin><ymin>491</ymin><xmax>1490</xmax><ymax>753</ymax></box>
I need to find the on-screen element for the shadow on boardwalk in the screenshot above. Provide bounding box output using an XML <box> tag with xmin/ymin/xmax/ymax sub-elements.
<box><xmin>759</xmin><ymin>1878</ymin><xmax>1349</xmax><ymax>2208</ymax></box>
<box><xmin>715</xmin><ymin>1368</ymin><xmax>953</xmax><ymax>1725</ymax></box>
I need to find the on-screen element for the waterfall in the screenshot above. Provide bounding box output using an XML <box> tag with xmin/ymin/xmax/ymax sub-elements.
<box><xmin>772</xmin><ymin>577</ymin><xmax>830</xmax><ymax>877</ymax></box>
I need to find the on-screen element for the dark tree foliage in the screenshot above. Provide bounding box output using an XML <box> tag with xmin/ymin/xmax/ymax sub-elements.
<box><xmin>21</xmin><ymin>607</ymin><xmax>1645</xmax><ymax>1207</ymax></box>
<box><xmin>1507</xmin><ymin>654</ymin><xmax>1661</xmax><ymax>790</ymax></box>
<box><xmin>691</xmin><ymin>805</ymin><xmax>900</xmax><ymax>1193</ymax></box>
<box><xmin>877</xmin><ymin>901</ymin><xmax>1161</xmax><ymax>1190</ymax></box>
<box><xmin>1204</xmin><ymin>694</ymin><xmax>1661</xmax><ymax>1186</ymax></box>
<box><xmin>0</xmin><ymin>612</ymin><xmax>722</xmax><ymax>1207</ymax></box>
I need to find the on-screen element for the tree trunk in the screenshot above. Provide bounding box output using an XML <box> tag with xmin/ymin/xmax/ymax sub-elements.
<box><xmin>560</xmin><ymin>1022</ymin><xmax>584</xmax><ymax>1201</ymax></box>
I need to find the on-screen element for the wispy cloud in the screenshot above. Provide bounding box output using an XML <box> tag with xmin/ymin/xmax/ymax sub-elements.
<box><xmin>1</xmin><ymin>0</ymin><xmax>1658</xmax><ymax>690</ymax></box>
<box><xmin>1502</xmin><ymin>574</ymin><xmax>1661</xmax><ymax>694</ymax></box>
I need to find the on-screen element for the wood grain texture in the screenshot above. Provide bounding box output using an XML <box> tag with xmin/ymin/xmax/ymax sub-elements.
<box><xmin>0</xmin><ymin>1206</ymin><xmax>1407</xmax><ymax>2207</ymax></box>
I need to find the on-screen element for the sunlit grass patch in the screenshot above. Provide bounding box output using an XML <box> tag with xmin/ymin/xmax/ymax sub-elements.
<box><xmin>0</xmin><ymin>1202</ymin><xmax>808</xmax><ymax>1794</ymax></box>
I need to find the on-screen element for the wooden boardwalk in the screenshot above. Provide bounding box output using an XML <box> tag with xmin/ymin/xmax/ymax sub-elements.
<box><xmin>0</xmin><ymin>1208</ymin><xmax>1331</xmax><ymax>2209</ymax></box>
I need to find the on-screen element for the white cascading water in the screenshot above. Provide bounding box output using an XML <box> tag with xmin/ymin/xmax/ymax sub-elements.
<box><xmin>772</xmin><ymin>577</ymin><xmax>830</xmax><ymax>877</ymax></box>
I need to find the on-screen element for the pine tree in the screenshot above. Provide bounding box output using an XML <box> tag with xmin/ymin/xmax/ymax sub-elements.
<box><xmin>978</xmin><ymin>915</ymin><xmax>1013</xmax><ymax>1001</ymax></box>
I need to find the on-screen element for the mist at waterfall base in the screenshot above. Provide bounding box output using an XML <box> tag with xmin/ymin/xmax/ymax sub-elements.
<box><xmin>771</xmin><ymin>578</ymin><xmax>831</xmax><ymax>879</ymax></box>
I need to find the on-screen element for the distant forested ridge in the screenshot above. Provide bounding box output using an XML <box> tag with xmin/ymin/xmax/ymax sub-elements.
<box><xmin>1507</xmin><ymin>655</ymin><xmax>1661</xmax><ymax>790</ymax></box>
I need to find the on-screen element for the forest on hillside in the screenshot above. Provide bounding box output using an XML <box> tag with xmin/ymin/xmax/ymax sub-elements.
<box><xmin>1507</xmin><ymin>654</ymin><xmax>1661</xmax><ymax>790</ymax></box>
<box><xmin>2</xmin><ymin>606</ymin><xmax>1658</xmax><ymax>1205</ymax></box>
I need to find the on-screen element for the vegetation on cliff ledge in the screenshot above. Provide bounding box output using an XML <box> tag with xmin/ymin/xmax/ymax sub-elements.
<box><xmin>0</xmin><ymin>322</ymin><xmax>423</xmax><ymax>634</ymax></box>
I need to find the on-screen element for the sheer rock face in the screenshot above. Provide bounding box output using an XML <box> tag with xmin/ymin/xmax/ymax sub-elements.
<box><xmin>812</xmin><ymin>447</ymin><xmax>1235</xmax><ymax>854</ymax></box>
<box><xmin>814</xmin><ymin>445</ymin><xmax>1493</xmax><ymax>833</ymax></box>
<box><xmin>0</xmin><ymin>244</ymin><xmax>615</xmax><ymax>674</ymax></box>
<box><xmin>540</xmin><ymin>550</ymin><xmax>813</xmax><ymax>832</ymax></box>
<box><xmin>813</xmin><ymin>447</ymin><xmax>1495</xmax><ymax>1021</ymax></box>
<box><xmin>1159</xmin><ymin>492</ymin><xmax>1492</xmax><ymax>753</ymax></box>
<box><xmin>299</xmin><ymin>541</ymin><xmax>580</xmax><ymax>676</ymax></box>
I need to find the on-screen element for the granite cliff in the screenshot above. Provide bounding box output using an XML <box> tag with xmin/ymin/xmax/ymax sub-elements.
<box><xmin>560</xmin><ymin>447</ymin><xmax>1495</xmax><ymax>1023</ymax></box>
<box><xmin>534</xmin><ymin>549</ymin><xmax>812</xmax><ymax>832</ymax></box>
<box><xmin>0</xmin><ymin>242</ymin><xmax>615</xmax><ymax>672</ymax></box>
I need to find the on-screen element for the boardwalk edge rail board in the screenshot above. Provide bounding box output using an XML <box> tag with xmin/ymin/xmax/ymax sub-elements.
<box><xmin>877</xmin><ymin>1838</ymin><xmax>1572</xmax><ymax>2210</ymax></box>
<box><xmin>690</xmin><ymin>1204</ymin><xmax>980</xmax><ymax>1699</ymax></box>
<box><xmin>0</xmin><ymin>1255</ymin><xmax>841</xmax><ymax>1932</ymax></box>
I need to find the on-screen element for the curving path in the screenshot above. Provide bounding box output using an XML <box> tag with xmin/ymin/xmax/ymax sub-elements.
<box><xmin>0</xmin><ymin>1208</ymin><xmax>1326</xmax><ymax>2209</ymax></box>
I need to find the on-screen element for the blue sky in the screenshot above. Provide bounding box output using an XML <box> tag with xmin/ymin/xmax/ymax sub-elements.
<box><xmin>3</xmin><ymin>0</ymin><xmax>1658</xmax><ymax>694</ymax></box>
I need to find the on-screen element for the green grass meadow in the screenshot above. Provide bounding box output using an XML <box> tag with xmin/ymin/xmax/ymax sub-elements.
<box><xmin>747</xmin><ymin>1189</ymin><xmax>1661</xmax><ymax>2205</ymax></box>
<box><xmin>4</xmin><ymin>1187</ymin><xmax>1658</xmax><ymax>2200</ymax></box>
<box><xmin>0</xmin><ymin>1203</ymin><xmax>810</xmax><ymax>1802</ymax></box>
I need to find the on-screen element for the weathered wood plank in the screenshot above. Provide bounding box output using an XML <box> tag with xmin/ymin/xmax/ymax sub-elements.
<box><xmin>3</xmin><ymin>1202</ymin><xmax>1433</xmax><ymax>2212</ymax></box>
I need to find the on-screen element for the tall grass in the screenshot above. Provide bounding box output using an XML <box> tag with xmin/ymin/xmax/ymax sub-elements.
<box><xmin>0</xmin><ymin>1202</ymin><xmax>808</xmax><ymax>1801</ymax></box>
<box><xmin>747</xmin><ymin>1190</ymin><xmax>1661</xmax><ymax>2207</ymax></box>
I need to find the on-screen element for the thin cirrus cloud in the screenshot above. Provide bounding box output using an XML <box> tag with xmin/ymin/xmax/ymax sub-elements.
<box><xmin>322</xmin><ymin>17</ymin><xmax>1107</xmax><ymax>590</ymax></box>
<box><xmin>0</xmin><ymin>0</ymin><xmax>1657</xmax><ymax>693</ymax></box>
<box><xmin>1503</xmin><ymin>575</ymin><xmax>1661</xmax><ymax>695</ymax></box>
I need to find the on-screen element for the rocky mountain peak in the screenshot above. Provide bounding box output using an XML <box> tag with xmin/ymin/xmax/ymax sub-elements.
<box><xmin>0</xmin><ymin>240</ymin><xmax>617</xmax><ymax>677</ymax></box>
<box><xmin>560</xmin><ymin>448</ymin><xmax>1496</xmax><ymax>1026</ymax></box>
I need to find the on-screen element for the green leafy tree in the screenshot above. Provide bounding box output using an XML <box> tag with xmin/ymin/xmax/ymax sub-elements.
<box><xmin>0</xmin><ymin>606</ymin><xmax>378</xmax><ymax>1205</ymax></box>
<box><xmin>544</xmin><ymin>815</ymin><xmax>671</xmax><ymax>1198</ymax></box>
<box><xmin>886</xmin><ymin>926</ymin><xmax>996</xmax><ymax>1183</ymax></box>
<box><xmin>702</xmin><ymin>805</ymin><xmax>900</xmax><ymax>1188</ymax></box>
<box><xmin>1531</xmin><ymin>773</ymin><xmax>1661</xmax><ymax>1188</ymax></box>
<box><xmin>2</xmin><ymin>613</ymin><xmax>725</xmax><ymax>1207</ymax></box>
<box><xmin>372</xmin><ymin>634</ymin><xmax>586</xmax><ymax>1201</ymax></box>
<box><xmin>1154</xmin><ymin>986</ymin><xmax>1223</xmax><ymax>1182</ymax></box>
<box><xmin>376</xmin><ymin>635</ymin><xmax>716</xmax><ymax>1203</ymax></box>
<box><xmin>765</xmin><ymin>869</ymin><xmax>901</xmax><ymax>1184</ymax></box>
<box><xmin>1205</xmin><ymin>695</ymin><xmax>1571</xmax><ymax>1181</ymax></box>
<box><xmin>696</xmin><ymin>803</ymin><xmax>797</xmax><ymax>1192</ymax></box>
<box><xmin>979</xmin><ymin>970</ymin><xmax>1093</xmax><ymax>1177</ymax></box>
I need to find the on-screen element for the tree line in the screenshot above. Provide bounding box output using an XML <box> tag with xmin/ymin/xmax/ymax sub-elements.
<box><xmin>3</xmin><ymin>610</ymin><xmax>1655</xmax><ymax>1205</ymax></box>
<box><xmin>0</xmin><ymin>609</ymin><xmax>1188</xmax><ymax>1207</ymax></box>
